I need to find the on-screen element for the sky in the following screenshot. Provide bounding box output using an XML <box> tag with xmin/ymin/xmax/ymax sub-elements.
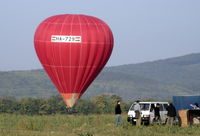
<box><xmin>0</xmin><ymin>0</ymin><xmax>200</xmax><ymax>71</ymax></box>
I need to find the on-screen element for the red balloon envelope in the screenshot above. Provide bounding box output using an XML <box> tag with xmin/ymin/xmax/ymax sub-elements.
<box><xmin>34</xmin><ymin>14</ymin><xmax>114</xmax><ymax>107</ymax></box>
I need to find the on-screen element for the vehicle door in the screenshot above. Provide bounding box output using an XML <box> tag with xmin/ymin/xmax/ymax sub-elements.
<box><xmin>162</xmin><ymin>103</ymin><xmax>169</xmax><ymax>122</ymax></box>
<box><xmin>159</xmin><ymin>104</ymin><xmax>165</xmax><ymax>123</ymax></box>
<box><xmin>159</xmin><ymin>104</ymin><xmax>168</xmax><ymax>123</ymax></box>
<box><xmin>149</xmin><ymin>103</ymin><xmax>155</xmax><ymax>123</ymax></box>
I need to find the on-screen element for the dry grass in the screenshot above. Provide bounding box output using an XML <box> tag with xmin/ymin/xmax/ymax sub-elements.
<box><xmin>0</xmin><ymin>114</ymin><xmax>200</xmax><ymax>136</ymax></box>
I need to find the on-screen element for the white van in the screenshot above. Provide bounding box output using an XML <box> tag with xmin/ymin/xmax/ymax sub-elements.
<box><xmin>127</xmin><ymin>102</ymin><xmax>169</xmax><ymax>125</ymax></box>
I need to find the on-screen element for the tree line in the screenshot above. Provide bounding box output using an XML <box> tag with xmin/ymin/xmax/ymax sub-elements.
<box><xmin>0</xmin><ymin>94</ymin><xmax>132</xmax><ymax>115</ymax></box>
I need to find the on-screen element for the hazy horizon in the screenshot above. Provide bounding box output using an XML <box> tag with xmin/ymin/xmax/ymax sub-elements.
<box><xmin>1</xmin><ymin>52</ymin><xmax>199</xmax><ymax>72</ymax></box>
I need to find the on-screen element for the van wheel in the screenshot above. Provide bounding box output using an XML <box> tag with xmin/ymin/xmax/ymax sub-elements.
<box><xmin>143</xmin><ymin>121</ymin><xmax>150</xmax><ymax>126</ymax></box>
<box><xmin>131</xmin><ymin>120</ymin><xmax>136</xmax><ymax>125</ymax></box>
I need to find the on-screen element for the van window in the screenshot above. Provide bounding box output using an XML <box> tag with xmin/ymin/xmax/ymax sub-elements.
<box><xmin>130</xmin><ymin>104</ymin><xmax>135</xmax><ymax>111</ymax></box>
<box><xmin>163</xmin><ymin>104</ymin><xmax>168</xmax><ymax>110</ymax></box>
<box><xmin>129</xmin><ymin>103</ymin><xmax>150</xmax><ymax>111</ymax></box>
<box><xmin>140</xmin><ymin>103</ymin><xmax>150</xmax><ymax>111</ymax></box>
<box><xmin>159</xmin><ymin>104</ymin><xmax>164</xmax><ymax>111</ymax></box>
<box><xmin>150</xmin><ymin>104</ymin><xmax>155</xmax><ymax>111</ymax></box>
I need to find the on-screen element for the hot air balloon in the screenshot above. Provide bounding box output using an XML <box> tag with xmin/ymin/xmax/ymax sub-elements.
<box><xmin>34</xmin><ymin>14</ymin><xmax>114</xmax><ymax>108</ymax></box>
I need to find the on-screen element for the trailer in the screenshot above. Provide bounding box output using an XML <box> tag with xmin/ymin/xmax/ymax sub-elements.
<box><xmin>173</xmin><ymin>95</ymin><xmax>200</xmax><ymax>111</ymax></box>
<box><xmin>173</xmin><ymin>95</ymin><xmax>200</xmax><ymax>126</ymax></box>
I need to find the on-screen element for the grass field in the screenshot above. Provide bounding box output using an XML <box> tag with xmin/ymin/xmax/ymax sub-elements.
<box><xmin>0</xmin><ymin>114</ymin><xmax>200</xmax><ymax>136</ymax></box>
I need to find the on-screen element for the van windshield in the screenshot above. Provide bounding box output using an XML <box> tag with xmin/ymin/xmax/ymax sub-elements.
<box><xmin>130</xmin><ymin>103</ymin><xmax>150</xmax><ymax>111</ymax></box>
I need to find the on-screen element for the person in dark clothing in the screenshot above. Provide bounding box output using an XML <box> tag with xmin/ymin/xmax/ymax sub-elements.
<box><xmin>154</xmin><ymin>103</ymin><xmax>161</xmax><ymax>124</ymax></box>
<box><xmin>166</xmin><ymin>103</ymin><xmax>176</xmax><ymax>125</ymax></box>
<box><xmin>115</xmin><ymin>100</ymin><xmax>122</xmax><ymax>126</ymax></box>
<box><xmin>194</xmin><ymin>103</ymin><xmax>200</xmax><ymax>109</ymax></box>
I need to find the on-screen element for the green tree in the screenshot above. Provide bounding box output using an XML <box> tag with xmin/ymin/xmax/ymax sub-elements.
<box><xmin>74</xmin><ymin>99</ymin><xmax>97</xmax><ymax>114</ymax></box>
<box><xmin>19</xmin><ymin>98</ymin><xmax>43</xmax><ymax>115</ymax></box>
<box><xmin>91</xmin><ymin>94</ymin><xmax>123</xmax><ymax>114</ymax></box>
<box><xmin>47</xmin><ymin>95</ymin><xmax>67</xmax><ymax>114</ymax></box>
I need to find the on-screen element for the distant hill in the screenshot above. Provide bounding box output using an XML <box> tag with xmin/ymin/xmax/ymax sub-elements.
<box><xmin>1</xmin><ymin>53</ymin><xmax>200</xmax><ymax>101</ymax></box>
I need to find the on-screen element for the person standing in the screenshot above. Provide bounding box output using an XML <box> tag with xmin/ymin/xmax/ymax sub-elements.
<box><xmin>154</xmin><ymin>103</ymin><xmax>161</xmax><ymax>124</ymax></box>
<box><xmin>134</xmin><ymin>100</ymin><xmax>141</xmax><ymax>126</ymax></box>
<box><xmin>115</xmin><ymin>100</ymin><xmax>122</xmax><ymax>126</ymax></box>
<box><xmin>166</xmin><ymin>103</ymin><xmax>176</xmax><ymax>125</ymax></box>
<box><xmin>190</xmin><ymin>103</ymin><xmax>200</xmax><ymax>110</ymax></box>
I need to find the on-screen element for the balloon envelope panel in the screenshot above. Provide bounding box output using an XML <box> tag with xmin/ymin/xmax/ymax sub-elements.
<box><xmin>34</xmin><ymin>14</ymin><xmax>114</xmax><ymax>107</ymax></box>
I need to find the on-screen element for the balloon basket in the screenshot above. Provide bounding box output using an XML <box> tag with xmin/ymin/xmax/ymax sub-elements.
<box><xmin>66</xmin><ymin>107</ymin><xmax>74</xmax><ymax>114</ymax></box>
